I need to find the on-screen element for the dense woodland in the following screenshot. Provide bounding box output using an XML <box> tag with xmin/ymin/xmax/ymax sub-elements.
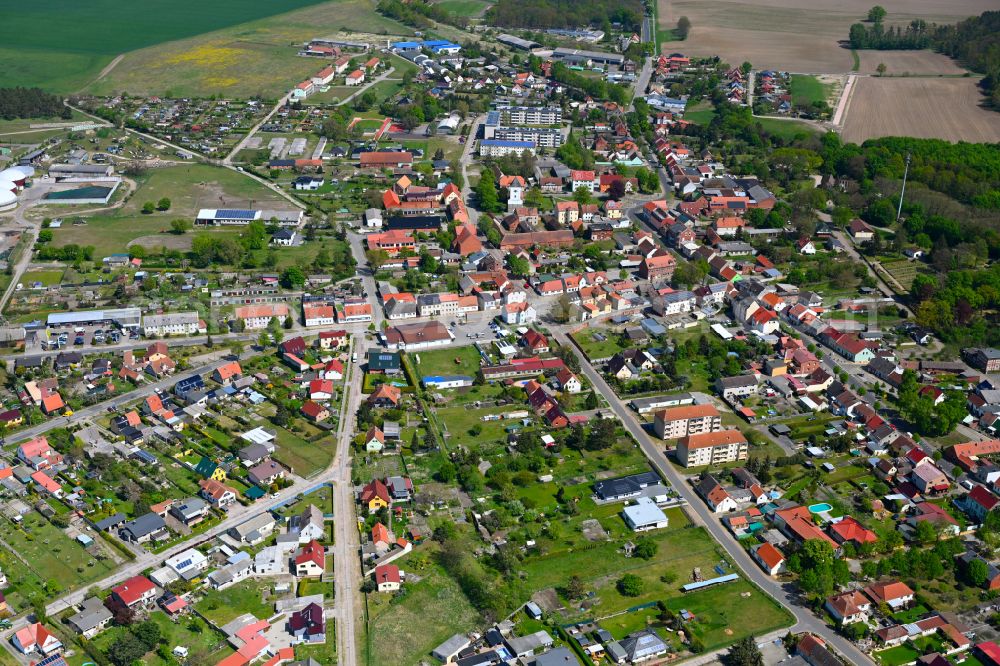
<box><xmin>0</xmin><ymin>87</ymin><xmax>70</xmax><ymax>120</ymax></box>
<box><xmin>849</xmin><ymin>11</ymin><xmax>1000</xmax><ymax>107</ymax></box>
<box><xmin>484</xmin><ymin>0</ymin><xmax>642</xmax><ymax>32</ymax></box>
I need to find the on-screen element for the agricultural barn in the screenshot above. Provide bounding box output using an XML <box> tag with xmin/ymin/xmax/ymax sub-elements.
<box><xmin>195</xmin><ymin>208</ymin><xmax>303</xmax><ymax>227</ymax></box>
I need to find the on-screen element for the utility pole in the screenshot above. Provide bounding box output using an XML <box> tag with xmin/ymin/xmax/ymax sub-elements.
<box><xmin>896</xmin><ymin>152</ymin><xmax>911</xmax><ymax>223</ymax></box>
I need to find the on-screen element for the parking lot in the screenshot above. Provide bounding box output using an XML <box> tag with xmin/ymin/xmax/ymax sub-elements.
<box><xmin>27</xmin><ymin>323</ymin><xmax>138</xmax><ymax>353</ymax></box>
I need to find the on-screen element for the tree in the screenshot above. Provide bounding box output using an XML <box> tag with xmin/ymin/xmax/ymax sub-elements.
<box><xmin>566</xmin><ymin>575</ymin><xmax>585</xmax><ymax>599</ymax></box>
<box><xmin>475</xmin><ymin>175</ymin><xmax>501</xmax><ymax>213</ymax></box>
<box><xmin>876</xmin><ymin>62</ymin><xmax>887</xmax><ymax>76</ymax></box>
<box><xmin>550</xmin><ymin>294</ymin><xmax>574</xmax><ymax>323</ymax></box>
<box><xmin>156</xmin><ymin>197</ymin><xmax>171</xmax><ymax>211</ymax></box>
<box><xmin>133</xmin><ymin>620</ymin><xmax>162</xmax><ymax>650</ymax></box>
<box><xmin>867</xmin><ymin>5</ymin><xmax>887</xmax><ymax>23</ymax></box>
<box><xmin>280</xmin><ymin>266</ymin><xmax>306</xmax><ymax>289</ymax></box>
<box><xmin>243</xmin><ymin>219</ymin><xmax>267</xmax><ymax>251</ymax></box>
<box><xmin>966</xmin><ymin>558</ymin><xmax>989</xmax><ymax>587</ymax></box>
<box><xmin>676</xmin><ymin>16</ymin><xmax>691</xmax><ymax>40</ymax></box>
<box><xmin>106</xmin><ymin>633</ymin><xmax>149</xmax><ymax>666</ymax></box>
<box><xmin>170</xmin><ymin>219</ymin><xmax>191</xmax><ymax>234</ymax></box>
<box><xmin>273</xmin><ymin>403</ymin><xmax>290</xmax><ymax>427</ymax></box>
<box><xmin>141</xmin><ymin>201</ymin><xmax>155</xmax><ymax>214</ymax></box>
<box><xmin>617</xmin><ymin>574</ymin><xmax>643</xmax><ymax>597</ymax></box>
<box><xmin>634</xmin><ymin>538</ymin><xmax>658</xmax><ymax>560</ymax></box>
<box><xmin>573</xmin><ymin>186</ymin><xmax>595</xmax><ymax>206</ymax></box>
<box><xmin>508</xmin><ymin>255</ymin><xmax>530</xmax><ymax>276</ymax></box>
<box><xmin>727</xmin><ymin>636</ymin><xmax>763</xmax><ymax>666</ymax></box>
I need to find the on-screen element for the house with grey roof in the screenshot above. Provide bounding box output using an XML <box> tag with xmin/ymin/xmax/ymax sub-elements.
<box><xmin>229</xmin><ymin>512</ymin><xmax>276</xmax><ymax>545</ymax></box>
<box><xmin>68</xmin><ymin>596</ymin><xmax>113</xmax><ymax>638</ymax></box>
<box><xmin>291</xmin><ymin>504</ymin><xmax>325</xmax><ymax>543</ymax></box>
<box><xmin>119</xmin><ymin>512</ymin><xmax>168</xmax><ymax>543</ymax></box>
<box><xmin>619</xmin><ymin>628</ymin><xmax>668</xmax><ymax>662</ymax></box>
<box><xmin>535</xmin><ymin>647</ymin><xmax>579</xmax><ymax>666</ymax></box>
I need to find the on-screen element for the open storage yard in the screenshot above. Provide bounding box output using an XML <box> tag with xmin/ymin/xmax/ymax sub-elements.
<box><xmin>842</xmin><ymin>76</ymin><xmax>1000</xmax><ymax>144</ymax></box>
<box><xmin>657</xmin><ymin>0</ymin><xmax>996</xmax><ymax>73</ymax></box>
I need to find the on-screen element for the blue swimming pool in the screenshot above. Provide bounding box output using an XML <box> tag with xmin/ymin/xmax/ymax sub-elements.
<box><xmin>809</xmin><ymin>503</ymin><xmax>833</xmax><ymax>513</ymax></box>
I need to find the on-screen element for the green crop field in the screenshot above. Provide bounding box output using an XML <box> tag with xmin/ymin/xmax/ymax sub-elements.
<box><xmin>0</xmin><ymin>0</ymin><xmax>330</xmax><ymax>92</ymax></box>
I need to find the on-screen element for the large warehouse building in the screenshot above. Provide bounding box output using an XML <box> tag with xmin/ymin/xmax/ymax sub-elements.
<box><xmin>47</xmin><ymin>308</ymin><xmax>142</xmax><ymax>331</ymax></box>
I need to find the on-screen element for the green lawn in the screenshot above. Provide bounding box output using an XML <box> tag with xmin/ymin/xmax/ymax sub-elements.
<box><xmin>519</xmin><ymin>515</ymin><xmax>793</xmax><ymax>648</ymax></box>
<box><xmin>435</xmin><ymin>0</ymin><xmax>490</xmax><ymax>16</ymax></box>
<box><xmin>20</xmin><ymin>269</ymin><xmax>66</xmax><ymax>287</ymax></box>
<box><xmin>0</xmin><ymin>511</ymin><xmax>119</xmax><ymax>611</ymax></box>
<box><xmin>87</xmin><ymin>611</ymin><xmax>229</xmax><ymax>666</ymax></box>
<box><xmin>684</xmin><ymin>100</ymin><xmax>716</xmax><ymax>125</ymax></box>
<box><xmin>789</xmin><ymin>74</ymin><xmax>832</xmax><ymax>106</ymax></box>
<box><xmin>436</xmin><ymin>404</ymin><xmax>534</xmax><ymax>444</ymax></box>
<box><xmin>412</xmin><ymin>346</ymin><xmax>481</xmax><ymax>379</ymax></box>
<box><xmin>755</xmin><ymin>117</ymin><xmax>820</xmax><ymax>140</ymax></box>
<box><xmin>572</xmin><ymin>327</ymin><xmax>628</xmax><ymax>361</ymax></box>
<box><xmin>273</xmin><ymin>426</ymin><xmax>334</xmax><ymax>477</ymax></box>
<box><xmin>365</xmin><ymin>554</ymin><xmax>479</xmax><ymax>666</ymax></box>
<box><xmin>195</xmin><ymin>579</ymin><xmax>274</xmax><ymax>625</ymax></box>
<box><xmin>0</xmin><ymin>0</ymin><xmax>330</xmax><ymax>91</ymax></box>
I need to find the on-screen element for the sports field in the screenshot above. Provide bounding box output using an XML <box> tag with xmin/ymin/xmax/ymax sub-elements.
<box><xmin>657</xmin><ymin>0</ymin><xmax>995</xmax><ymax>73</ymax></box>
<box><xmin>843</xmin><ymin>76</ymin><xmax>1000</xmax><ymax>144</ymax></box>
<box><xmin>0</xmin><ymin>0</ymin><xmax>328</xmax><ymax>92</ymax></box>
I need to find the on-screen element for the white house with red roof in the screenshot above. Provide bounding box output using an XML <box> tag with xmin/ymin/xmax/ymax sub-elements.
<box><xmin>17</xmin><ymin>436</ymin><xmax>62</xmax><ymax>471</ymax></box>
<box><xmin>570</xmin><ymin>170</ymin><xmax>598</xmax><ymax>193</ymax></box>
<box><xmin>320</xmin><ymin>359</ymin><xmax>344</xmax><ymax>381</ymax></box>
<box><xmin>374</xmin><ymin>564</ymin><xmax>402</xmax><ymax>592</ymax></box>
<box><xmin>295</xmin><ymin>540</ymin><xmax>325</xmax><ymax>577</ymax></box>
<box><xmin>11</xmin><ymin>623</ymin><xmax>61</xmax><ymax>655</ymax></box>
<box><xmin>111</xmin><ymin>575</ymin><xmax>157</xmax><ymax>608</ymax></box>
<box><xmin>554</xmin><ymin>368</ymin><xmax>581</xmax><ymax>394</ymax></box>
<box><xmin>751</xmin><ymin>542</ymin><xmax>786</xmax><ymax>576</ymax></box>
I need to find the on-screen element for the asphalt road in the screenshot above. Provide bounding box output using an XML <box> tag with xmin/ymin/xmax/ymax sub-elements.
<box><xmin>551</xmin><ymin>329</ymin><xmax>876</xmax><ymax>665</ymax></box>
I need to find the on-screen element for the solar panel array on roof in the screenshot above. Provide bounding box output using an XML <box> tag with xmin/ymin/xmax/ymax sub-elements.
<box><xmin>217</xmin><ymin>209</ymin><xmax>256</xmax><ymax>219</ymax></box>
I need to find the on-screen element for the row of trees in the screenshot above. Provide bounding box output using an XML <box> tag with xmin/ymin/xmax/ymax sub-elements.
<box><xmin>485</xmin><ymin>0</ymin><xmax>643</xmax><ymax>32</ymax></box>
